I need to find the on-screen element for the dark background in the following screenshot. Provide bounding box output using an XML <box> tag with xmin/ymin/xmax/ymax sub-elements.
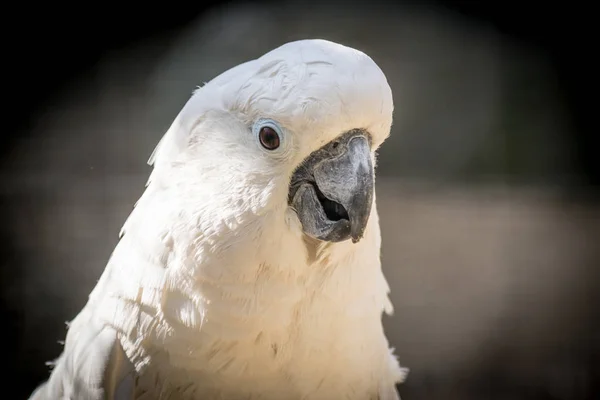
<box><xmin>2</xmin><ymin>1</ymin><xmax>598</xmax><ymax>399</ymax></box>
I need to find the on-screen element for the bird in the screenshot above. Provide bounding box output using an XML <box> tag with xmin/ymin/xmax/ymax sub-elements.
<box><xmin>29</xmin><ymin>39</ymin><xmax>407</xmax><ymax>400</ymax></box>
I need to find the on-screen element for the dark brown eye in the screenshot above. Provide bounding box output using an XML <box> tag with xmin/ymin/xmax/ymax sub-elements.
<box><xmin>258</xmin><ymin>126</ymin><xmax>280</xmax><ymax>150</ymax></box>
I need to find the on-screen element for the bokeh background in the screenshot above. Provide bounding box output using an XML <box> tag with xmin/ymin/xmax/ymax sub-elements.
<box><xmin>2</xmin><ymin>1</ymin><xmax>598</xmax><ymax>399</ymax></box>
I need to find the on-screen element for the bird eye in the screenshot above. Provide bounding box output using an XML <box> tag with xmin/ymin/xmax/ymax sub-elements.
<box><xmin>253</xmin><ymin>118</ymin><xmax>286</xmax><ymax>154</ymax></box>
<box><xmin>258</xmin><ymin>126</ymin><xmax>281</xmax><ymax>150</ymax></box>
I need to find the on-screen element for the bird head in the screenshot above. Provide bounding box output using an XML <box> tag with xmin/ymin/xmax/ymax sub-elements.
<box><xmin>149</xmin><ymin>39</ymin><xmax>393</xmax><ymax>246</ymax></box>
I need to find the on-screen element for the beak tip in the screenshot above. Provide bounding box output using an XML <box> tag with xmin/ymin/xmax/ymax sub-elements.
<box><xmin>350</xmin><ymin>229</ymin><xmax>365</xmax><ymax>244</ymax></box>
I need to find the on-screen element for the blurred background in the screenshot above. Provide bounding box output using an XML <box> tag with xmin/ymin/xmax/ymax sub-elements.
<box><xmin>1</xmin><ymin>1</ymin><xmax>598</xmax><ymax>399</ymax></box>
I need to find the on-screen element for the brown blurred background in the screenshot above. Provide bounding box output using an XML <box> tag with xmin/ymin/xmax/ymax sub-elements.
<box><xmin>1</xmin><ymin>1</ymin><xmax>598</xmax><ymax>399</ymax></box>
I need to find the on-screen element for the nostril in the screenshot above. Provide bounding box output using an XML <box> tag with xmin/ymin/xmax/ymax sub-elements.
<box><xmin>331</xmin><ymin>141</ymin><xmax>339</xmax><ymax>149</ymax></box>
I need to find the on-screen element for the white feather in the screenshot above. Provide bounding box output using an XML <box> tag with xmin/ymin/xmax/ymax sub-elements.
<box><xmin>31</xmin><ymin>39</ymin><xmax>405</xmax><ymax>400</ymax></box>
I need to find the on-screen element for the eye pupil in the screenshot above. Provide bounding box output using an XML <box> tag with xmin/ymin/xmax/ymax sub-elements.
<box><xmin>259</xmin><ymin>126</ymin><xmax>280</xmax><ymax>150</ymax></box>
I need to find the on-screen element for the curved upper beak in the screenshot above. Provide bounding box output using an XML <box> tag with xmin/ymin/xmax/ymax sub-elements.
<box><xmin>289</xmin><ymin>129</ymin><xmax>374</xmax><ymax>243</ymax></box>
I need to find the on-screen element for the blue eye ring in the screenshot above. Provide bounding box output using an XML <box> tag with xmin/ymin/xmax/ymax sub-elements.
<box><xmin>253</xmin><ymin>118</ymin><xmax>285</xmax><ymax>152</ymax></box>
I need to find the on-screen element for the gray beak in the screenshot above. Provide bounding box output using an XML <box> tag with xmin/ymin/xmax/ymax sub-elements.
<box><xmin>289</xmin><ymin>129</ymin><xmax>374</xmax><ymax>243</ymax></box>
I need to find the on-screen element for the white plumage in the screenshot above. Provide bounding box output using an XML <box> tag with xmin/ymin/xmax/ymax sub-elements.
<box><xmin>30</xmin><ymin>39</ymin><xmax>407</xmax><ymax>400</ymax></box>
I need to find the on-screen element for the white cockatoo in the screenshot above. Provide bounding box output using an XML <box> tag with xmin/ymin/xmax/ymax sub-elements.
<box><xmin>30</xmin><ymin>39</ymin><xmax>407</xmax><ymax>400</ymax></box>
